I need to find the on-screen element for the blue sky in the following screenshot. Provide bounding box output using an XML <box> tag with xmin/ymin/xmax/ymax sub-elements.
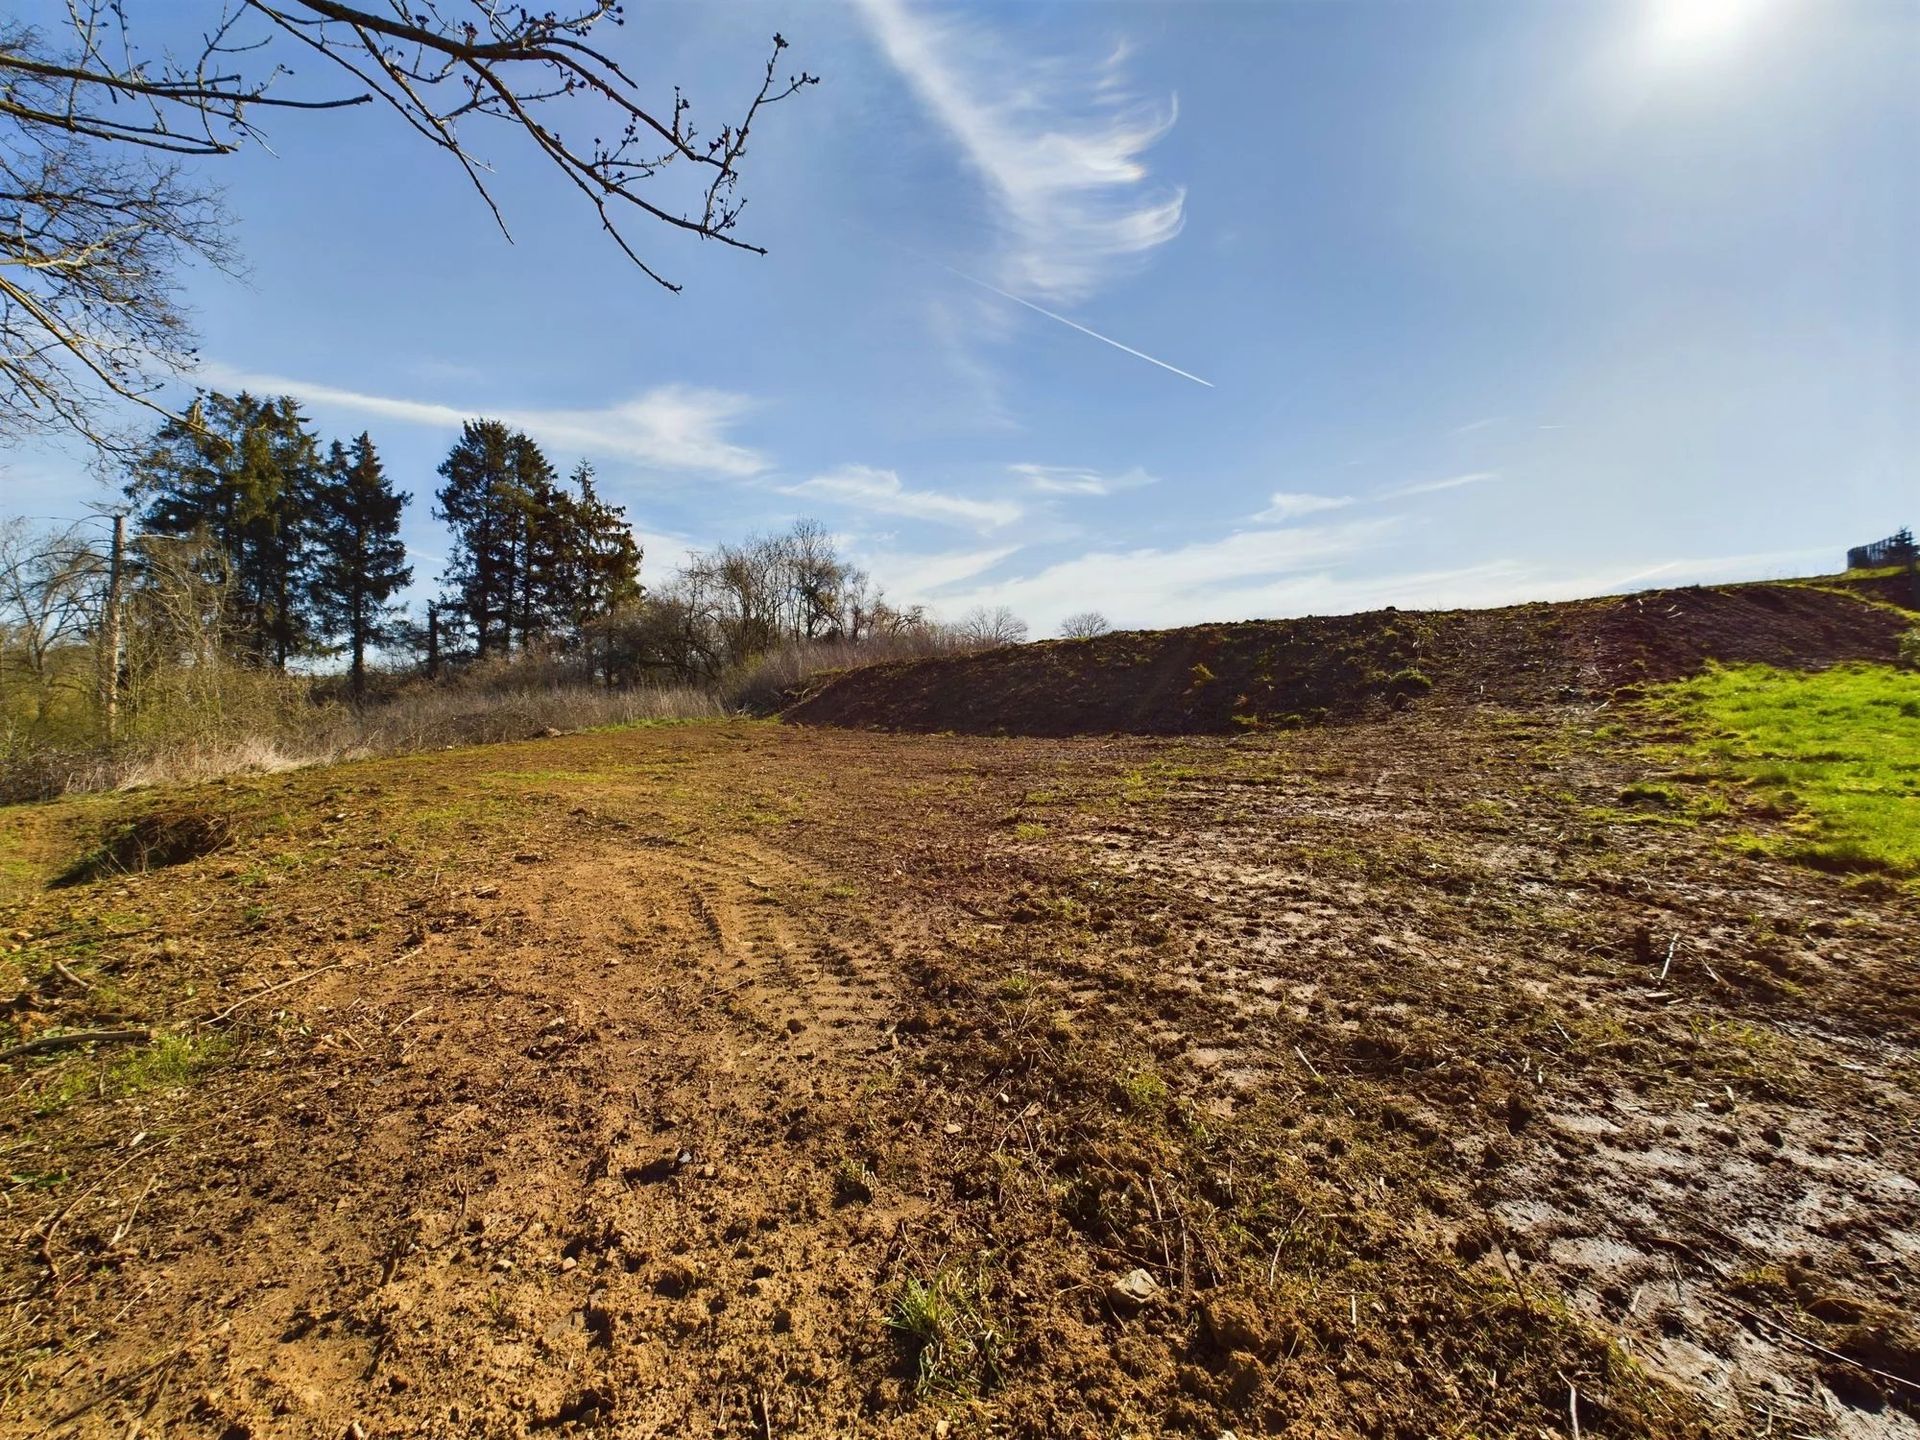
<box><xmin>3</xmin><ymin>0</ymin><xmax>1913</xmax><ymax>635</ymax></box>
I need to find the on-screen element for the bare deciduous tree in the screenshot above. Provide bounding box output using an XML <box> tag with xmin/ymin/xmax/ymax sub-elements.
<box><xmin>1</xmin><ymin>2</ymin><xmax>815</xmax><ymax>449</ymax></box>
<box><xmin>1059</xmin><ymin>610</ymin><xmax>1110</xmax><ymax>639</ymax></box>
<box><xmin>0</xmin><ymin>518</ymin><xmax>105</xmax><ymax>721</ymax></box>
<box><xmin>956</xmin><ymin>605</ymin><xmax>1029</xmax><ymax>648</ymax></box>
<box><xmin>676</xmin><ymin>519</ymin><xmax>880</xmax><ymax>668</ymax></box>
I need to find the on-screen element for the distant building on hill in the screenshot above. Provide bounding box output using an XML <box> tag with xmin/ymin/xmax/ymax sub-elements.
<box><xmin>1848</xmin><ymin>527</ymin><xmax>1915</xmax><ymax>570</ymax></box>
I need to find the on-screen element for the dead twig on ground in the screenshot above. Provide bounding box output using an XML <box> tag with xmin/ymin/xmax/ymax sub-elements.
<box><xmin>1485</xmin><ymin>1209</ymin><xmax>1533</xmax><ymax>1313</ymax></box>
<box><xmin>39</xmin><ymin>1145</ymin><xmax>145</xmax><ymax>1289</ymax></box>
<box><xmin>1715</xmin><ymin>1294</ymin><xmax>1920</xmax><ymax>1397</ymax></box>
<box><xmin>204</xmin><ymin>961</ymin><xmax>351</xmax><ymax>1027</ymax></box>
<box><xmin>1293</xmin><ymin>1044</ymin><xmax>1356</xmax><ymax>1116</ymax></box>
<box><xmin>386</xmin><ymin>1006</ymin><xmax>431</xmax><ymax>1037</ymax></box>
<box><xmin>51</xmin><ymin>960</ymin><xmax>92</xmax><ymax>992</ymax></box>
<box><xmin>1558</xmin><ymin>1371</ymin><xmax>1582</xmax><ymax>1440</ymax></box>
<box><xmin>1145</xmin><ymin>1176</ymin><xmax>1172</xmax><ymax>1276</ymax></box>
<box><xmin>1</xmin><ymin>1028</ymin><xmax>149</xmax><ymax>1063</ymax></box>
<box><xmin>1268</xmin><ymin>1203</ymin><xmax>1307</xmax><ymax>1286</ymax></box>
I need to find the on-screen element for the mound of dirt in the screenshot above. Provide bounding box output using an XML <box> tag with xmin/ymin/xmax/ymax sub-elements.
<box><xmin>785</xmin><ymin>582</ymin><xmax>1907</xmax><ymax>736</ymax></box>
<box><xmin>1822</xmin><ymin>570</ymin><xmax>1920</xmax><ymax>613</ymax></box>
<box><xmin>54</xmin><ymin>805</ymin><xmax>234</xmax><ymax>886</ymax></box>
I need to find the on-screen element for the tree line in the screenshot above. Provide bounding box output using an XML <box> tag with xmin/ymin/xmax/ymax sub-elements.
<box><xmin>123</xmin><ymin>393</ymin><xmax>649</xmax><ymax>697</ymax></box>
<box><xmin>3</xmin><ymin>389</ymin><xmax>1037</xmax><ymax>755</ymax></box>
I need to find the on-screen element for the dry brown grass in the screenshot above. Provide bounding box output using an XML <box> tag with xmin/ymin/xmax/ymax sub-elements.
<box><xmin>2</xmin><ymin>681</ymin><xmax>727</xmax><ymax>802</ymax></box>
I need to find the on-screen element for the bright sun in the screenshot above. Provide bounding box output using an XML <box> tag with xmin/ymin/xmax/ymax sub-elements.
<box><xmin>1642</xmin><ymin>0</ymin><xmax>1772</xmax><ymax>63</ymax></box>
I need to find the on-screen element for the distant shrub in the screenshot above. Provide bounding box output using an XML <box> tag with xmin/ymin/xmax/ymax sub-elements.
<box><xmin>1059</xmin><ymin>610</ymin><xmax>1111</xmax><ymax>640</ymax></box>
<box><xmin>1899</xmin><ymin>628</ymin><xmax>1920</xmax><ymax>671</ymax></box>
<box><xmin>1386</xmin><ymin>667</ymin><xmax>1434</xmax><ymax>697</ymax></box>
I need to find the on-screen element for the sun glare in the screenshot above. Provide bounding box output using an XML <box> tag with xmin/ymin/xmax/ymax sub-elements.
<box><xmin>1642</xmin><ymin>0</ymin><xmax>1772</xmax><ymax>63</ymax></box>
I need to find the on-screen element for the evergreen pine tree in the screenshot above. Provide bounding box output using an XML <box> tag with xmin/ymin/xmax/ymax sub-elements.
<box><xmin>128</xmin><ymin>390</ymin><xmax>324</xmax><ymax>667</ymax></box>
<box><xmin>433</xmin><ymin>420</ymin><xmax>522</xmax><ymax>658</ymax></box>
<box><xmin>566</xmin><ymin>461</ymin><xmax>643</xmax><ymax>630</ymax></box>
<box><xmin>433</xmin><ymin>427</ymin><xmax>642</xmax><ymax>665</ymax></box>
<box><xmin>507</xmin><ymin>436</ymin><xmax>562</xmax><ymax>652</ymax></box>
<box><xmin>312</xmin><ymin>433</ymin><xmax>412</xmax><ymax>699</ymax></box>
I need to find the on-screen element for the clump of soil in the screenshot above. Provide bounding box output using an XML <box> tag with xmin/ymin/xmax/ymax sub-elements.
<box><xmin>786</xmin><ymin>581</ymin><xmax>1907</xmax><ymax>736</ymax></box>
<box><xmin>56</xmin><ymin>805</ymin><xmax>234</xmax><ymax>886</ymax></box>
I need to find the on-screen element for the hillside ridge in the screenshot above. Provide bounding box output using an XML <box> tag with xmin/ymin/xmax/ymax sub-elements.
<box><xmin>785</xmin><ymin>579</ymin><xmax>1912</xmax><ymax>736</ymax></box>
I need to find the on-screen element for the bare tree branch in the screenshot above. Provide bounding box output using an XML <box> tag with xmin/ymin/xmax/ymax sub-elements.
<box><xmin>0</xmin><ymin>2</ymin><xmax>816</xmax><ymax>453</ymax></box>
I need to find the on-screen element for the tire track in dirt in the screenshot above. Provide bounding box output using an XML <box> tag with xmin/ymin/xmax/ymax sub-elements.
<box><xmin>20</xmin><ymin>822</ymin><xmax>923</xmax><ymax>1438</ymax></box>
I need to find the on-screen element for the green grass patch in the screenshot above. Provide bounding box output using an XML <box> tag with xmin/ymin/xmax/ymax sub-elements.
<box><xmin>30</xmin><ymin>1031</ymin><xmax>231</xmax><ymax>1115</ymax></box>
<box><xmin>1653</xmin><ymin>663</ymin><xmax>1920</xmax><ymax>874</ymax></box>
<box><xmin>885</xmin><ymin>1262</ymin><xmax>1004</xmax><ymax>1397</ymax></box>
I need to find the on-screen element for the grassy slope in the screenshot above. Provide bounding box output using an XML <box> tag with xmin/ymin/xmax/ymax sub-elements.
<box><xmin>1656</xmin><ymin>663</ymin><xmax>1920</xmax><ymax>876</ymax></box>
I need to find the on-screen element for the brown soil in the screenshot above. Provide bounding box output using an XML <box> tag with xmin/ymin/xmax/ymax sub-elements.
<box><xmin>784</xmin><ymin>582</ymin><xmax>1911</xmax><ymax>736</ymax></box>
<box><xmin>3</xmin><ymin>702</ymin><xmax>1916</xmax><ymax>1437</ymax></box>
<box><xmin>1822</xmin><ymin>572</ymin><xmax>1920</xmax><ymax>612</ymax></box>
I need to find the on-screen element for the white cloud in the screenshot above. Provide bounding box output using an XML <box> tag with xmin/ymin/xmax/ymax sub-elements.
<box><xmin>196</xmin><ymin>363</ymin><xmax>767</xmax><ymax>477</ymax></box>
<box><xmin>1254</xmin><ymin>491</ymin><xmax>1355</xmax><ymax>522</ymax></box>
<box><xmin>856</xmin><ymin>543</ymin><xmax>1022</xmax><ymax>597</ymax></box>
<box><xmin>854</xmin><ymin>0</ymin><xmax>1185</xmax><ymax>304</ymax></box>
<box><xmin>1011</xmin><ymin>463</ymin><xmax>1157</xmax><ymax>497</ymax></box>
<box><xmin>781</xmin><ymin>464</ymin><xmax>1023</xmax><ymax>530</ymax></box>
<box><xmin>628</xmin><ymin>525</ymin><xmax>700</xmax><ymax>579</ymax></box>
<box><xmin>930</xmin><ymin>518</ymin><xmax>1397</xmax><ymax>633</ymax></box>
<box><xmin>926</xmin><ymin>522</ymin><xmax>1836</xmax><ymax>637</ymax></box>
<box><xmin>1384</xmin><ymin>470</ymin><xmax>1501</xmax><ymax>499</ymax></box>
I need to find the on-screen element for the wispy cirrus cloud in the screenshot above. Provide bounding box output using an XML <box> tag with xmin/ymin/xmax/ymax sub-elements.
<box><xmin>1254</xmin><ymin>491</ymin><xmax>1355</xmax><ymax>522</ymax></box>
<box><xmin>854</xmin><ymin>0</ymin><xmax>1184</xmax><ymax>306</ymax></box>
<box><xmin>1383</xmin><ymin>470</ymin><xmax>1501</xmax><ymax>499</ymax></box>
<box><xmin>780</xmin><ymin>464</ymin><xmax>1022</xmax><ymax>530</ymax></box>
<box><xmin>1011</xmin><ymin>462</ymin><xmax>1157</xmax><ymax>497</ymax></box>
<box><xmin>197</xmin><ymin>363</ymin><xmax>767</xmax><ymax>477</ymax></box>
<box><xmin>852</xmin><ymin>542</ymin><xmax>1022</xmax><ymax>595</ymax></box>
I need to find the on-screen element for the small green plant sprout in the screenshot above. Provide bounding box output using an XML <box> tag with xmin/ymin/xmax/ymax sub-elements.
<box><xmin>1116</xmin><ymin>1067</ymin><xmax>1168</xmax><ymax>1114</ymax></box>
<box><xmin>996</xmin><ymin>971</ymin><xmax>1034</xmax><ymax>1001</ymax></box>
<box><xmin>886</xmin><ymin>1264</ymin><xmax>1004</xmax><ymax>1396</ymax></box>
<box><xmin>833</xmin><ymin>1156</ymin><xmax>874</xmax><ymax>1205</ymax></box>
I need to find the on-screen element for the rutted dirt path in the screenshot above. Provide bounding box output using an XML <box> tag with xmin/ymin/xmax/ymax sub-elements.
<box><xmin>41</xmin><ymin>828</ymin><xmax>929</xmax><ymax>1436</ymax></box>
<box><xmin>4</xmin><ymin>716</ymin><xmax>1916</xmax><ymax>1438</ymax></box>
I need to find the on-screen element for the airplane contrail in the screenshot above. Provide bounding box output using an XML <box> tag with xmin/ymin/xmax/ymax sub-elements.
<box><xmin>946</xmin><ymin>268</ymin><xmax>1215</xmax><ymax>389</ymax></box>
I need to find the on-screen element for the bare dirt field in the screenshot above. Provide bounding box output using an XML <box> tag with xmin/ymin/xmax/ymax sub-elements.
<box><xmin>3</xmin><ymin>696</ymin><xmax>1917</xmax><ymax>1437</ymax></box>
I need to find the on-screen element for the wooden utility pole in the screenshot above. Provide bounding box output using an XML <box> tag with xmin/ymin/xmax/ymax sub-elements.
<box><xmin>97</xmin><ymin>512</ymin><xmax>126</xmax><ymax>743</ymax></box>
